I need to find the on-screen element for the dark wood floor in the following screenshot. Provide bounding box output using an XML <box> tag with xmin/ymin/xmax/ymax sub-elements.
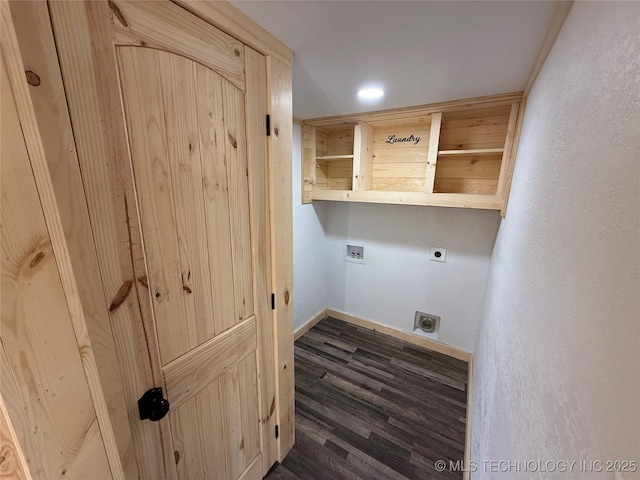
<box><xmin>265</xmin><ymin>317</ymin><xmax>468</xmax><ymax>480</ymax></box>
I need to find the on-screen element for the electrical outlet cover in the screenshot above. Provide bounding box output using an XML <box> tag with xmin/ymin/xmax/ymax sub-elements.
<box><xmin>430</xmin><ymin>247</ymin><xmax>446</xmax><ymax>263</ymax></box>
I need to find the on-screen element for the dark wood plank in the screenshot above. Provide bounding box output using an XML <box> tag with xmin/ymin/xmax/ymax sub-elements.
<box><xmin>265</xmin><ymin>317</ymin><xmax>467</xmax><ymax>480</ymax></box>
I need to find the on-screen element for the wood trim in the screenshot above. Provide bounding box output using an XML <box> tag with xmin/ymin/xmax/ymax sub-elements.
<box><xmin>353</xmin><ymin>122</ymin><xmax>374</xmax><ymax>191</ymax></box>
<box><xmin>172</xmin><ymin>0</ymin><xmax>292</xmax><ymax>66</ymax></box>
<box><xmin>311</xmin><ymin>190</ymin><xmax>503</xmax><ymax>211</ymax></box>
<box><xmin>303</xmin><ymin>91</ymin><xmax>523</xmax><ymax>126</ymax></box>
<box><xmin>0</xmin><ymin>3</ymin><xmax>125</xmax><ymax>478</ymax></box>
<box><xmin>464</xmin><ymin>355</ymin><xmax>474</xmax><ymax>480</ymax></box>
<box><xmin>244</xmin><ymin>46</ymin><xmax>278</xmax><ymax>472</ymax></box>
<box><xmin>496</xmin><ymin>102</ymin><xmax>520</xmax><ymax>205</ymax></box>
<box><xmin>0</xmin><ymin>396</ymin><xmax>32</xmax><ymax>480</ymax></box>
<box><xmin>237</xmin><ymin>453</ymin><xmax>263</xmax><ymax>480</ymax></box>
<box><xmin>294</xmin><ymin>309</ymin><xmax>328</xmax><ymax>341</ymax></box>
<box><xmin>301</xmin><ymin>124</ymin><xmax>316</xmax><ymax>204</ymax></box>
<box><xmin>326</xmin><ymin>309</ymin><xmax>471</xmax><ymax>363</ymax></box>
<box><xmin>500</xmin><ymin>97</ymin><xmax>527</xmax><ymax>217</ymax></box>
<box><xmin>293</xmin><ymin>117</ymin><xmax>303</xmax><ymax>125</ymax></box>
<box><xmin>162</xmin><ymin>316</ymin><xmax>257</xmax><ymax>410</ymax></box>
<box><xmin>267</xmin><ymin>56</ymin><xmax>295</xmax><ymax>460</ymax></box>
<box><xmin>524</xmin><ymin>1</ymin><xmax>573</xmax><ymax>96</ymax></box>
<box><xmin>424</xmin><ymin>112</ymin><xmax>442</xmax><ymax>193</ymax></box>
<box><xmin>111</xmin><ymin>0</ymin><xmax>246</xmax><ymax>90</ymax></box>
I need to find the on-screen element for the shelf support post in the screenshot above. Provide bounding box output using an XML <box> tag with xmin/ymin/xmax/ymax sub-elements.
<box><xmin>301</xmin><ymin>124</ymin><xmax>316</xmax><ymax>203</ymax></box>
<box><xmin>497</xmin><ymin>102</ymin><xmax>520</xmax><ymax>211</ymax></box>
<box><xmin>353</xmin><ymin>122</ymin><xmax>374</xmax><ymax>191</ymax></box>
<box><xmin>425</xmin><ymin>112</ymin><xmax>442</xmax><ymax>193</ymax></box>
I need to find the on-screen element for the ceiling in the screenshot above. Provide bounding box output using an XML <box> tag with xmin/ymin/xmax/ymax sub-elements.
<box><xmin>231</xmin><ymin>0</ymin><xmax>560</xmax><ymax>120</ymax></box>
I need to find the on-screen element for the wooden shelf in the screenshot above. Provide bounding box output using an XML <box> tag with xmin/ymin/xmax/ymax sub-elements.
<box><xmin>302</xmin><ymin>93</ymin><xmax>523</xmax><ymax>215</ymax></box>
<box><xmin>311</xmin><ymin>190</ymin><xmax>503</xmax><ymax>210</ymax></box>
<box><xmin>437</xmin><ymin>148</ymin><xmax>504</xmax><ymax>156</ymax></box>
<box><xmin>316</xmin><ymin>154</ymin><xmax>354</xmax><ymax>160</ymax></box>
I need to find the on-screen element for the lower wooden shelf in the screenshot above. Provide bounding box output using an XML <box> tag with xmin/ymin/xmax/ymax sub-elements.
<box><xmin>310</xmin><ymin>189</ymin><xmax>503</xmax><ymax>210</ymax></box>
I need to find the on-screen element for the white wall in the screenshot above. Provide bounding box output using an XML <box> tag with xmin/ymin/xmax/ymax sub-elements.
<box><xmin>292</xmin><ymin>126</ymin><xmax>500</xmax><ymax>351</ymax></box>
<box><xmin>324</xmin><ymin>203</ymin><xmax>499</xmax><ymax>353</ymax></box>
<box><xmin>472</xmin><ymin>2</ymin><xmax>640</xmax><ymax>478</ymax></box>
<box><xmin>292</xmin><ymin>123</ymin><xmax>329</xmax><ymax>329</ymax></box>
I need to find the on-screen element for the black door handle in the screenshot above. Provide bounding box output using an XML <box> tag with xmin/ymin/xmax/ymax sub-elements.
<box><xmin>138</xmin><ymin>387</ymin><xmax>170</xmax><ymax>421</ymax></box>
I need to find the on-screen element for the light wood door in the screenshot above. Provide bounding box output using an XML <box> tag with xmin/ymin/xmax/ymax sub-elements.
<box><xmin>47</xmin><ymin>1</ymin><xmax>277</xmax><ymax>479</ymax></box>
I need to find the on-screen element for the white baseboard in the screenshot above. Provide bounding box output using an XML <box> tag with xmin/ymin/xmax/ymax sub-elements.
<box><xmin>293</xmin><ymin>308</ymin><xmax>327</xmax><ymax>341</ymax></box>
<box><xmin>326</xmin><ymin>308</ymin><xmax>471</xmax><ymax>362</ymax></box>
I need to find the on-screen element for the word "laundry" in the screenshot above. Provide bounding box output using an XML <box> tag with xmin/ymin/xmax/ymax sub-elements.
<box><xmin>385</xmin><ymin>134</ymin><xmax>421</xmax><ymax>145</ymax></box>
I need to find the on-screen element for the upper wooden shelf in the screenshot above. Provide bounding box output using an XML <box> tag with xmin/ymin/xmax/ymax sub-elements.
<box><xmin>316</xmin><ymin>154</ymin><xmax>354</xmax><ymax>160</ymax></box>
<box><xmin>301</xmin><ymin>92</ymin><xmax>523</xmax><ymax>216</ymax></box>
<box><xmin>438</xmin><ymin>148</ymin><xmax>504</xmax><ymax>156</ymax></box>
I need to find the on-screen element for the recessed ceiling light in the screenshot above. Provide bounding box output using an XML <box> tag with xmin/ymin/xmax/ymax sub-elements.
<box><xmin>357</xmin><ymin>87</ymin><xmax>385</xmax><ymax>100</ymax></box>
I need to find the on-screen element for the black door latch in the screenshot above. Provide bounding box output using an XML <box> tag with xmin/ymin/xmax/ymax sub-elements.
<box><xmin>138</xmin><ymin>387</ymin><xmax>170</xmax><ymax>422</ymax></box>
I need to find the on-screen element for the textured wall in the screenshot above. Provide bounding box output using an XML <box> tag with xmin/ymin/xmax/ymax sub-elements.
<box><xmin>472</xmin><ymin>2</ymin><xmax>640</xmax><ymax>479</ymax></box>
<box><xmin>325</xmin><ymin>202</ymin><xmax>500</xmax><ymax>353</ymax></box>
<box><xmin>292</xmin><ymin>123</ymin><xmax>329</xmax><ymax>329</ymax></box>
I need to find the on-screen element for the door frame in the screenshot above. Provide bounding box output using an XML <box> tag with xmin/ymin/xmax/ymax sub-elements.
<box><xmin>8</xmin><ymin>0</ymin><xmax>293</xmax><ymax>478</ymax></box>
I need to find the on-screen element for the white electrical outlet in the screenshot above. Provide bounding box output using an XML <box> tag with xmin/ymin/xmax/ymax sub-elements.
<box><xmin>344</xmin><ymin>242</ymin><xmax>366</xmax><ymax>264</ymax></box>
<box><xmin>430</xmin><ymin>247</ymin><xmax>446</xmax><ymax>263</ymax></box>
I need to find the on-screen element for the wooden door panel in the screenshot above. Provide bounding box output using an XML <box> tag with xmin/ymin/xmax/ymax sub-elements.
<box><xmin>220</xmin><ymin>353</ymin><xmax>261</xmax><ymax>478</ymax></box>
<box><xmin>46</xmin><ymin>1</ymin><xmax>278</xmax><ymax>477</ymax></box>
<box><xmin>110</xmin><ymin>0</ymin><xmax>245</xmax><ymax>90</ymax></box>
<box><xmin>117</xmin><ymin>47</ymin><xmax>187</xmax><ymax>364</ymax></box>
<box><xmin>222</xmin><ymin>81</ymin><xmax>256</xmax><ymax>324</ymax></box>
<box><xmin>158</xmin><ymin>52</ymin><xmax>216</xmax><ymax>349</ymax></box>
<box><xmin>195</xmin><ymin>63</ymin><xmax>237</xmax><ymax>337</ymax></box>
<box><xmin>118</xmin><ymin>47</ymin><xmax>255</xmax><ymax>364</ymax></box>
<box><xmin>163</xmin><ymin>316</ymin><xmax>257</xmax><ymax>410</ymax></box>
<box><xmin>169</xmin><ymin>353</ymin><xmax>260</xmax><ymax>480</ymax></box>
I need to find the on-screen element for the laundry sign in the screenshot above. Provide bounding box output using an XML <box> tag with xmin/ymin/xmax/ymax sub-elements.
<box><xmin>386</xmin><ymin>134</ymin><xmax>421</xmax><ymax>145</ymax></box>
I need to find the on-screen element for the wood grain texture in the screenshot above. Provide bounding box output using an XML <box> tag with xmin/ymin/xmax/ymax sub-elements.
<box><xmin>162</xmin><ymin>316</ymin><xmax>257</xmax><ymax>410</ymax></box>
<box><xmin>302</xmin><ymin>93</ymin><xmax>522</xmax><ymax>210</ymax></box>
<box><xmin>496</xmin><ymin>102</ymin><xmax>520</xmax><ymax>197</ymax></box>
<box><xmin>221</xmin><ymin>353</ymin><xmax>261</xmax><ymax>479</ymax></box>
<box><xmin>500</xmin><ymin>96</ymin><xmax>527</xmax><ymax>217</ymax></box>
<box><xmin>0</xmin><ymin>396</ymin><xmax>31</xmax><ymax>480</ymax></box>
<box><xmin>222</xmin><ymin>80</ymin><xmax>255</xmax><ymax>324</ymax></box>
<box><xmin>353</xmin><ymin>123</ymin><xmax>374</xmax><ymax>191</ymax></box>
<box><xmin>245</xmin><ymin>46</ymin><xmax>279</xmax><ymax>472</ymax></box>
<box><xmin>265</xmin><ymin>317</ymin><xmax>468</xmax><ymax>480</ymax></box>
<box><xmin>117</xmin><ymin>46</ymin><xmax>189</xmax><ymax>365</ymax></box>
<box><xmin>194</xmin><ymin>62</ymin><xmax>237</xmax><ymax>337</ymax></box>
<box><xmin>311</xmin><ymin>190</ymin><xmax>503</xmax><ymax>211</ymax></box>
<box><xmin>425</xmin><ymin>112</ymin><xmax>442</xmax><ymax>193</ymax></box>
<box><xmin>172</xmin><ymin>0</ymin><xmax>292</xmax><ymax>66</ymax></box>
<box><xmin>168</xmin><ymin>353</ymin><xmax>262</xmax><ymax>480</ymax></box>
<box><xmin>111</xmin><ymin>0</ymin><xmax>245</xmax><ymax>90</ymax></box>
<box><xmin>47</xmin><ymin>2</ymin><xmax>176</xmax><ymax>477</ymax></box>
<box><xmin>302</xmin><ymin>124</ymin><xmax>316</xmax><ymax>203</ymax></box>
<box><xmin>439</xmin><ymin>106</ymin><xmax>510</xmax><ymax>151</ymax></box>
<box><xmin>1</xmin><ymin>3</ymin><xmax>124</xmax><ymax>478</ymax></box>
<box><xmin>6</xmin><ymin>1</ymin><xmax>138</xmax><ymax>469</ymax></box>
<box><xmin>267</xmin><ymin>56</ymin><xmax>295</xmax><ymax>460</ymax></box>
